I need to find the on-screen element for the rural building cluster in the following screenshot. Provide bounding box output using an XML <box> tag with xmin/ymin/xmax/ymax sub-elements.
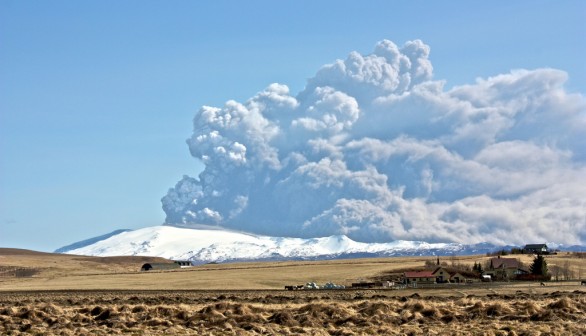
<box><xmin>287</xmin><ymin>243</ymin><xmax>571</xmax><ymax>290</ymax></box>
<box><xmin>402</xmin><ymin>244</ymin><xmax>555</xmax><ymax>286</ymax></box>
<box><xmin>136</xmin><ymin>243</ymin><xmax>586</xmax><ymax>290</ymax></box>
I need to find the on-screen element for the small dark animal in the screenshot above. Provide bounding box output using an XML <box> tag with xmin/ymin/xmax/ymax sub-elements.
<box><xmin>540</xmin><ymin>282</ymin><xmax>546</xmax><ymax>286</ymax></box>
<box><xmin>581</xmin><ymin>280</ymin><xmax>586</xmax><ymax>286</ymax></box>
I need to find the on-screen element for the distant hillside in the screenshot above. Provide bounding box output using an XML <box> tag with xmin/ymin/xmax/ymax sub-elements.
<box><xmin>0</xmin><ymin>248</ymin><xmax>55</xmax><ymax>256</ymax></box>
<box><xmin>54</xmin><ymin>229</ymin><xmax>130</xmax><ymax>253</ymax></box>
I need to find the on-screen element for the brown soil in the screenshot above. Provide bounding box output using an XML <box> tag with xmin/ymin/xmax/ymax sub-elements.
<box><xmin>0</xmin><ymin>289</ymin><xmax>584</xmax><ymax>335</ymax></box>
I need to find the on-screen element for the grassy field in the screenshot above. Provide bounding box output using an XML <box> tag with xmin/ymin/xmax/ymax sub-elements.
<box><xmin>1</xmin><ymin>248</ymin><xmax>585</xmax><ymax>291</ymax></box>
<box><xmin>1</xmin><ymin>248</ymin><xmax>585</xmax><ymax>334</ymax></box>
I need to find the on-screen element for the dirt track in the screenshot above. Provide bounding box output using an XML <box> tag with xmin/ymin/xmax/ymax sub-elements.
<box><xmin>1</xmin><ymin>289</ymin><xmax>585</xmax><ymax>335</ymax></box>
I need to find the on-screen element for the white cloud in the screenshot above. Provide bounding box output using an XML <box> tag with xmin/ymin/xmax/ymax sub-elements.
<box><xmin>292</xmin><ymin>86</ymin><xmax>360</xmax><ymax>134</ymax></box>
<box><xmin>162</xmin><ymin>39</ymin><xmax>586</xmax><ymax>245</ymax></box>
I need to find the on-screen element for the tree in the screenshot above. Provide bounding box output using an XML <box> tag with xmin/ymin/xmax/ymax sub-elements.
<box><xmin>550</xmin><ymin>265</ymin><xmax>561</xmax><ymax>281</ymax></box>
<box><xmin>561</xmin><ymin>261</ymin><xmax>574</xmax><ymax>280</ymax></box>
<box><xmin>473</xmin><ymin>262</ymin><xmax>483</xmax><ymax>274</ymax></box>
<box><xmin>424</xmin><ymin>259</ymin><xmax>436</xmax><ymax>269</ymax></box>
<box><xmin>530</xmin><ymin>255</ymin><xmax>548</xmax><ymax>277</ymax></box>
<box><xmin>510</xmin><ymin>247</ymin><xmax>524</xmax><ymax>254</ymax></box>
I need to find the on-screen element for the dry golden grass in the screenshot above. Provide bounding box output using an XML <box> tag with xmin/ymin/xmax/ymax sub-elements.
<box><xmin>0</xmin><ymin>249</ymin><xmax>448</xmax><ymax>290</ymax></box>
<box><xmin>0</xmin><ymin>248</ymin><xmax>170</xmax><ymax>278</ymax></box>
<box><xmin>0</xmin><ymin>289</ymin><xmax>584</xmax><ymax>335</ymax></box>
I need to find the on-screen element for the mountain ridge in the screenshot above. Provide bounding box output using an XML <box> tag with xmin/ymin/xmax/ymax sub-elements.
<box><xmin>57</xmin><ymin>225</ymin><xmax>584</xmax><ymax>264</ymax></box>
<box><xmin>54</xmin><ymin>229</ymin><xmax>131</xmax><ymax>253</ymax></box>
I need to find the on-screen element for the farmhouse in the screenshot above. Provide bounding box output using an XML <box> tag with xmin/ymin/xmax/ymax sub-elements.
<box><xmin>523</xmin><ymin>244</ymin><xmax>549</xmax><ymax>255</ymax></box>
<box><xmin>432</xmin><ymin>267</ymin><xmax>450</xmax><ymax>283</ymax></box>
<box><xmin>403</xmin><ymin>267</ymin><xmax>471</xmax><ymax>284</ymax></box>
<box><xmin>484</xmin><ymin>257</ymin><xmax>526</xmax><ymax>280</ymax></box>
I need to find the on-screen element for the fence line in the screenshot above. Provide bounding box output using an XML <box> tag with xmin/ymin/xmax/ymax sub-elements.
<box><xmin>0</xmin><ymin>266</ymin><xmax>40</xmax><ymax>278</ymax></box>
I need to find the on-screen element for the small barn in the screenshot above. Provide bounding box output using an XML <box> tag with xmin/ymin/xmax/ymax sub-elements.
<box><xmin>140</xmin><ymin>263</ymin><xmax>180</xmax><ymax>271</ymax></box>
<box><xmin>173</xmin><ymin>260</ymin><xmax>192</xmax><ymax>267</ymax></box>
<box><xmin>450</xmin><ymin>272</ymin><xmax>466</xmax><ymax>283</ymax></box>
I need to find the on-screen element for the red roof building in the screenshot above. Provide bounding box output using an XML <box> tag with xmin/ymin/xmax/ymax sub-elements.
<box><xmin>404</xmin><ymin>271</ymin><xmax>435</xmax><ymax>284</ymax></box>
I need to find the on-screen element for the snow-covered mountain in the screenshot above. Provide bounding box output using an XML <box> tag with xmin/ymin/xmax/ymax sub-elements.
<box><xmin>58</xmin><ymin>225</ymin><xmax>516</xmax><ymax>264</ymax></box>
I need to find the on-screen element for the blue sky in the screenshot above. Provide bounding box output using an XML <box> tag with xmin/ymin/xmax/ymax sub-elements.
<box><xmin>1</xmin><ymin>1</ymin><xmax>585</xmax><ymax>252</ymax></box>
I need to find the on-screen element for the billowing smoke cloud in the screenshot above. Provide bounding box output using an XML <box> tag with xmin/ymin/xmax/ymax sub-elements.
<box><xmin>162</xmin><ymin>39</ymin><xmax>586</xmax><ymax>245</ymax></box>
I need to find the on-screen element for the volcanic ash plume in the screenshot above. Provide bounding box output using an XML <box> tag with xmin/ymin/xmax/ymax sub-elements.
<box><xmin>162</xmin><ymin>39</ymin><xmax>586</xmax><ymax>245</ymax></box>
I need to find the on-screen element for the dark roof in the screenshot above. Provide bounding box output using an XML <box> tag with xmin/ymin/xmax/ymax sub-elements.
<box><xmin>173</xmin><ymin>260</ymin><xmax>192</xmax><ymax>265</ymax></box>
<box><xmin>450</xmin><ymin>273</ymin><xmax>466</xmax><ymax>279</ymax></box>
<box><xmin>404</xmin><ymin>271</ymin><xmax>434</xmax><ymax>278</ymax></box>
<box><xmin>524</xmin><ymin>244</ymin><xmax>548</xmax><ymax>249</ymax></box>
<box><xmin>490</xmin><ymin>258</ymin><xmax>519</xmax><ymax>269</ymax></box>
<box><xmin>432</xmin><ymin>267</ymin><xmax>449</xmax><ymax>275</ymax></box>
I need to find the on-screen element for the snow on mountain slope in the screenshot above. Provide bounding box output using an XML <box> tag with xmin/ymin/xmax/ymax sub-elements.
<box><xmin>54</xmin><ymin>229</ymin><xmax>131</xmax><ymax>253</ymax></box>
<box><xmin>62</xmin><ymin>225</ymin><xmax>469</xmax><ymax>263</ymax></box>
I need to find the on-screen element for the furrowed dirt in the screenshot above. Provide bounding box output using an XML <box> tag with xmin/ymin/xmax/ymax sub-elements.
<box><xmin>0</xmin><ymin>289</ymin><xmax>584</xmax><ymax>335</ymax></box>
